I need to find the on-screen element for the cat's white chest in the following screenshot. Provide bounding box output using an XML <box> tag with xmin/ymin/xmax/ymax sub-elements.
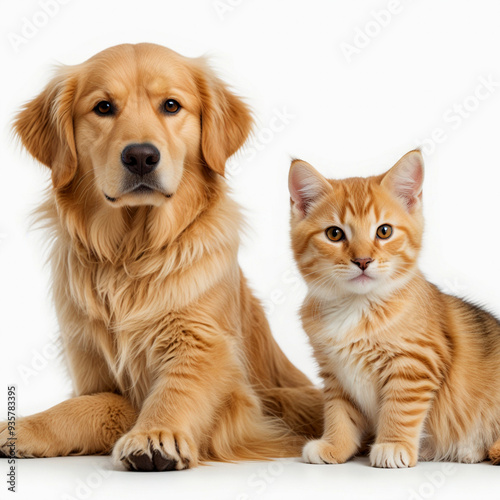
<box><xmin>330</xmin><ymin>348</ymin><xmax>379</xmax><ymax>423</ymax></box>
<box><xmin>318</xmin><ymin>296</ymin><xmax>379</xmax><ymax>423</ymax></box>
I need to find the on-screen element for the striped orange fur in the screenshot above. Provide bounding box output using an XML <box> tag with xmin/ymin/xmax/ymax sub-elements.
<box><xmin>289</xmin><ymin>150</ymin><xmax>500</xmax><ymax>467</ymax></box>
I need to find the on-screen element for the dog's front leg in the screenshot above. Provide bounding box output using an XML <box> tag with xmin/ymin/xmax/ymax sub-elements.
<box><xmin>0</xmin><ymin>392</ymin><xmax>136</xmax><ymax>458</ymax></box>
<box><xmin>113</xmin><ymin>328</ymin><xmax>237</xmax><ymax>471</ymax></box>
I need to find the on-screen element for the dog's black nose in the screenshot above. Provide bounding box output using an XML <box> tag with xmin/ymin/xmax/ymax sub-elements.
<box><xmin>121</xmin><ymin>143</ymin><xmax>160</xmax><ymax>175</ymax></box>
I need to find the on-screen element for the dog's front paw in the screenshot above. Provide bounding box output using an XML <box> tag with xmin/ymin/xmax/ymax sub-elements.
<box><xmin>112</xmin><ymin>428</ymin><xmax>197</xmax><ymax>471</ymax></box>
<box><xmin>370</xmin><ymin>442</ymin><xmax>417</xmax><ymax>468</ymax></box>
<box><xmin>302</xmin><ymin>439</ymin><xmax>352</xmax><ymax>464</ymax></box>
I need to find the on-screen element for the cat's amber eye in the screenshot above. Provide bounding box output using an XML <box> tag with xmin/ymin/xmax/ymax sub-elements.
<box><xmin>376</xmin><ymin>224</ymin><xmax>393</xmax><ymax>239</ymax></box>
<box><xmin>325</xmin><ymin>226</ymin><xmax>345</xmax><ymax>242</ymax></box>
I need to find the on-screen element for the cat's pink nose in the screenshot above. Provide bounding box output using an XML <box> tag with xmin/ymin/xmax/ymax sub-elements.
<box><xmin>352</xmin><ymin>258</ymin><xmax>373</xmax><ymax>271</ymax></box>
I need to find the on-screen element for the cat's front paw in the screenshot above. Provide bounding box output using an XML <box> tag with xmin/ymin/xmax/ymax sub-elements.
<box><xmin>303</xmin><ymin>439</ymin><xmax>352</xmax><ymax>464</ymax></box>
<box><xmin>370</xmin><ymin>442</ymin><xmax>417</xmax><ymax>468</ymax></box>
<box><xmin>112</xmin><ymin>428</ymin><xmax>197</xmax><ymax>471</ymax></box>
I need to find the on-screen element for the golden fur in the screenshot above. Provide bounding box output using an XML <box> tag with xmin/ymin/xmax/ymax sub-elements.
<box><xmin>289</xmin><ymin>151</ymin><xmax>500</xmax><ymax>467</ymax></box>
<box><xmin>0</xmin><ymin>43</ymin><xmax>322</xmax><ymax>471</ymax></box>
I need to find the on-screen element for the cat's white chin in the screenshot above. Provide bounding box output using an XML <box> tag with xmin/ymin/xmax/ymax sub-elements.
<box><xmin>345</xmin><ymin>274</ymin><xmax>377</xmax><ymax>294</ymax></box>
<box><xmin>350</xmin><ymin>274</ymin><xmax>372</xmax><ymax>285</ymax></box>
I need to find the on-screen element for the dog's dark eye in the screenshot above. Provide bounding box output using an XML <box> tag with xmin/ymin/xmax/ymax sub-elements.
<box><xmin>94</xmin><ymin>101</ymin><xmax>114</xmax><ymax>116</ymax></box>
<box><xmin>163</xmin><ymin>99</ymin><xmax>181</xmax><ymax>114</ymax></box>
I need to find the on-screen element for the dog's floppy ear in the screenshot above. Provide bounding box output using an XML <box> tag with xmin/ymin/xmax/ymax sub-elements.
<box><xmin>194</xmin><ymin>61</ymin><xmax>253</xmax><ymax>177</ymax></box>
<box><xmin>14</xmin><ymin>67</ymin><xmax>78</xmax><ymax>189</ymax></box>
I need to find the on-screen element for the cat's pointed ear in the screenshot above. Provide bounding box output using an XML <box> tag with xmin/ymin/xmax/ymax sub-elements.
<box><xmin>381</xmin><ymin>150</ymin><xmax>424</xmax><ymax>212</ymax></box>
<box><xmin>288</xmin><ymin>159</ymin><xmax>332</xmax><ymax>218</ymax></box>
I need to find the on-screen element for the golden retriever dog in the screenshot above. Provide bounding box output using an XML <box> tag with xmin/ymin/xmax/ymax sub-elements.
<box><xmin>1</xmin><ymin>43</ymin><xmax>322</xmax><ymax>471</ymax></box>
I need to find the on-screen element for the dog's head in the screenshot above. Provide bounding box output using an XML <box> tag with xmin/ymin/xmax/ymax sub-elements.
<box><xmin>14</xmin><ymin>43</ymin><xmax>252</xmax><ymax>208</ymax></box>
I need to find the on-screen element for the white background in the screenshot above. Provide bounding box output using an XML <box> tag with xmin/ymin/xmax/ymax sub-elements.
<box><xmin>1</xmin><ymin>0</ymin><xmax>500</xmax><ymax>499</ymax></box>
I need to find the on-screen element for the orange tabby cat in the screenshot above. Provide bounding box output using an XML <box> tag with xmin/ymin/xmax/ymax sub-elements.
<box><xmin>289</xmin><ymin>150</ymin><xmax>500</xmax><ymax>468</ymax></box>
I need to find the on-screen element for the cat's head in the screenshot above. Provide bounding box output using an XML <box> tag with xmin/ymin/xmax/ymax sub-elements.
<box><xmin>288</xmin><ymin>150</ymin><xmax>425</xmax><ymax>299</ymax></box>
